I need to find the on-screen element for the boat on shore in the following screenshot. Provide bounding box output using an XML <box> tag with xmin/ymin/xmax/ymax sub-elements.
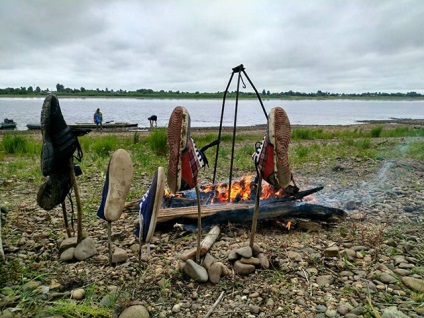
<box><xmin>26</xmin><ymin>121</ymin><xmax>138</xmax><ymax>130</ymax></box>
<box><xmin>0</xmin><ymin>118</ymin><xmax>17</xmax><ymax>130</ymax></box>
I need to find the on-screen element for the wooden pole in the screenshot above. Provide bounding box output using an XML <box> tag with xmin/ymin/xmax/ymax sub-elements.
<box><xmin>69</xmin><ymin>160</ymin><xmax>83</xmax><ymax>244</ymax></box>
<box><xmin>108</xmin><ymin>221</ymin><xmax>112</xmax><ymax>265</ymax></box>
<box><xmin>60</xmin><ymin>201</ymin><xmax>72</xmax><ymax>238</ymax></box>
<box><xmin>249</xmin><ymin>175</ymin><xmax>262</xmax><ymax>249</ymax></box>
<box><xmin>195</xmin><ymin>184</ymin><xmax>202</xmax><ymax>264</ymax></box>
<box><xmin>0</xmin><ymin>210</ymin><xmax>4</xmax><ymax>261</ymax></box>
<box><xmin>138</xmin><ymin>219</ymin><xmax>143</xmax><ymax>265</ymax></box>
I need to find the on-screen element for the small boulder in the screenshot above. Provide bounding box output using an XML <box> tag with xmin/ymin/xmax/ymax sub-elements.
<box><xmin>183</xmin><ymin>259</ymin><xmax>208</xmax><ymax>283</ymax></box>
<box><xmin>74</xmin><ymin>237</ymin><xmax>97</xmax><ymax>261</ymax></box>
<box><xmin>234</xmin><ymin>260</ymin><xmax>255</xmax><ymax>275</ymax></box>
<box><xmin>112</xmin><ymin>247</ymin><xmax>128</xmax><ymax>264</ymax></box>
<box><xmin>60</xmin><ymin>247</ymin><xmax>75</xmax><ymax>262</ymax></box>
<box><xmin>236</xmin><ymin>246</ymin><xmax>252</xmax><ymax>258</ymax></box>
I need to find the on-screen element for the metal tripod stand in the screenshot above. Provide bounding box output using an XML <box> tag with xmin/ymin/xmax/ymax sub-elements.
<box><xmin>212</xmin><ymin>64</ymin><xmax>268</xmax><ymax>202</ymax></box>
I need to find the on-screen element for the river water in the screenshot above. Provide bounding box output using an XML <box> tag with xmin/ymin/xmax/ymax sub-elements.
<box><xmin>0</xmin><ymin>97</ymin><xmax>423</xmax><ymax>131</ymax></box>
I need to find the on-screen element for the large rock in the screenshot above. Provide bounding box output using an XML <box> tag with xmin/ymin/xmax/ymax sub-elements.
<box><xmin>119</xmin><ymin>305</ymin><xmax>150</xmax><ymax>318</ymax></box>
<box><xmin>74</xmin><ymin>237</ymin><xmax>97</xmax><ymax>261</ymax></box>
<box><xmin>183</xmin><ymin>259</ymin><xmax>208</xmax><ymax>283</ymax></box>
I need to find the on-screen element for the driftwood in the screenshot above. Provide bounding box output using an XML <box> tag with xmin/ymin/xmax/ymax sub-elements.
<box><xmin>180</xmin><ymin>225</ymin><xmax>221</xmax><ymax>261</ymax></box>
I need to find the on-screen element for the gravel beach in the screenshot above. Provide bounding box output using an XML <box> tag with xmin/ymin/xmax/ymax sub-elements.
<box><xmin>0</xmin><ymin>120</ymin><xmax>423</xmax><ymax>318</ymax></box>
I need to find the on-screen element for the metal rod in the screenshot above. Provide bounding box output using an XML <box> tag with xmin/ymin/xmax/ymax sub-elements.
<box><xmin>213</xmin><ymin>72</ymin><xmax>234</xmax><ymax>184</ymax></box>
<box><xmin>249</xmin><ymin>174</ymin><xmax>262</xmax><ymax>248</ymax></box>
<box><xmin>227</xmin><ymin>71</ymin><xmax>241</xmax><ymax>202</ymax></box>
<box><xmin>242</xmin><ymin>70</ymin><xmax>268</xmax><ymax>120</ymax></box>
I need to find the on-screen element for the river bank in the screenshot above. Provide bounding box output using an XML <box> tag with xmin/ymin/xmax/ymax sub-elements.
<box><xmin>0</xmin><ymin>122</ymin><xmax>423</xmax><ymax>317</ymax></box>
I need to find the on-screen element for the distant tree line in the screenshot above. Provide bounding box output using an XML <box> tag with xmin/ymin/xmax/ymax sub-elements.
<box><xmin>0</xmin><ymin>84</ymin><xmax>422</xmax><ymax>99</ymax></box>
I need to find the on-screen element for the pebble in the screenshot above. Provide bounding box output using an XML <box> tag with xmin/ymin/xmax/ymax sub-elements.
<box><xmin>316</xmin><ymin>275</ymin><xmax>334</xmax><ymax>286</ymax></box>
<box><xmin>401</xmin><ymin>276</ymin><xmax>424</xmax><ymax>293</ymax></box>
<box><xmin>71</xmin><ymin>288</ymin><xmax>85</xmax><ymax>300</ymax></box>
<box><xmin>119</xmin><ymin>305</ymin><xmax>150</xmax><ymax>318</ymax></box>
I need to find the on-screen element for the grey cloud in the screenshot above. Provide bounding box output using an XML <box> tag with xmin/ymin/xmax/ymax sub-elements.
<box><xmin>0</xmin><ymin>0</ymin><xmax>423</xmax><ymax>93</ymax></box>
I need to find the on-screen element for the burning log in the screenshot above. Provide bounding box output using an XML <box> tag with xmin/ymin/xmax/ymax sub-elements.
<box><xmin>124</xmin><ymin>186</ymin><xmax>346</xmax><ymax>231</ymax></box>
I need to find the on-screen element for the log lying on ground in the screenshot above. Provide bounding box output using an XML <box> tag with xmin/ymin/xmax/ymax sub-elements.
<box><xmin>124</xmin><ymin>186</ymin><xmax>346</xmax><ymax>231</ymax></box>
<box><xmin>180</xmin><ymin>225</ymin><xmax>220</xmax><ymax>261</ymax></box>
<box><xmin>164</xmin><ymin>202</ymin><xmax>346</xmax><ymax>232</ymax></box>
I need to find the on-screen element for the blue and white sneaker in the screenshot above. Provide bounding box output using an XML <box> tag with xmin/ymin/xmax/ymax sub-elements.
<box><xmin>135</xmin><ymin>167</ymin><xmax>165</xmax><ymax>243</ymax></box>
<box><xmin>97</xmin><ymin>149</ymin><xmax>134</xmax><ymax>222</ymax></box>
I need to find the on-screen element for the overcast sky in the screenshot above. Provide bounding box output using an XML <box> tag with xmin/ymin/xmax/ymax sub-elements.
<box><xmin>1</xmin><ymin>0</ymin><xmax>423</xmax><ymax>94</ymax></box>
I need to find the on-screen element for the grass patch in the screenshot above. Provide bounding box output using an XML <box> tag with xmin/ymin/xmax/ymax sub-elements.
<box><xmin>1</xmin><ymin>134</ymin><xmax>40</xmax><ymax>155</ymax></box>
<box><xmin>369</xmin><ymin>126</ymin><xmax>383</xmax><ymax>138</ymax></box>
<box><xmin>145</xmin><ymin>127</ymin><xmax>168</xmax><ymax>156</ymax></box>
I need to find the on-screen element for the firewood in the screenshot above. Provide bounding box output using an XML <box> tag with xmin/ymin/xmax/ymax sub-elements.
<box><xmin>180</xmin><ymin>225</ymin><xmax>220</xmax><ymax>261</ymax></box>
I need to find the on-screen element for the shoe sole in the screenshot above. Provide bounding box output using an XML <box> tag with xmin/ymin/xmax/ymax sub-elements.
<box><xmin>167</xmin><ymin>106</ymin><xmax>190</xmax><ymax>193</ymax></box>
<box><xmin>104</xmin><ymin>149</ymin><xmax>134</xmax><ymax>222</ymax></box>
<box><xmin>144</xmin><ymin>166</ymin><xmax>165</xmax><ymax>243</ymax></box>
<box><xmin>40</xmin><ymin>95</ymin><xmax>54</xmax><ymax>176</ymax></box>
<box><xmin>40</xmin><ymin>95</ymin><xmax>77</xmax><ymax>175</ymax></box>
<box><xmin>268</xmin><ymin>107</ymin><xmax>292</xmax><ymax>188</ymax></box>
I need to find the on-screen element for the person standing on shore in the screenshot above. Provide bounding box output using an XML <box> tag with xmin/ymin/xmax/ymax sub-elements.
<box><xmin>94</xmin><ymin>108</ymin><xmax>103</xmax><ymax>131</ymax></box>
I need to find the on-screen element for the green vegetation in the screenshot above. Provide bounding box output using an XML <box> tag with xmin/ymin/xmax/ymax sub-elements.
<box><xmin>1</xmin><ymin>134</ymin><xmax>40</xmax><ymax>155</ymax></box>
<box><xmin>145</xmin><ymin>127</ymin><xmax>168</xmax><ymax>156</ymax></box>
<box><xmin>0</xmin><ymin>124</ymin><xmax>423</xmax><ymax>316</ymax></box>
<box><xmin>1</xmin><ymin>83</ymin><xmax>423</xmax><ymax>100</ymax></box>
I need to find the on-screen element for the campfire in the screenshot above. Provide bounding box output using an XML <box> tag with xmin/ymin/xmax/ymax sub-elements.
<box><xmin>125</xmin><ymin>176</ymin><xmax>346</xmax><ymax>231</ymax></box>
<box><xmin>164</xmin><ymin>175</ymin><xmax>295</xmax><ymax>207</ymax></box>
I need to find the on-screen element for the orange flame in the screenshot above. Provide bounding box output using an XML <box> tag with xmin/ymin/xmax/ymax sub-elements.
<box><xmin>200</xmin><ymin>175</ymin><xmax>289</xmax><ymax>204</ymax></box>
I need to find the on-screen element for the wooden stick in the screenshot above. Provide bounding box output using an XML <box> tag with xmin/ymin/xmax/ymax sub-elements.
<box><xmin>0</xmin><ymin>210</ymin><xmax>4</xmax><ymax>261</ymax></box>
<box><xmin>180</xmin><ymin>225</ymin><xmax>220</xmax><ymax>261</ymax></box>
<box><xmin>138</xmin><ymin>219</ymin><xmax>143</xmax><ymax>265</ymax></box>
<box><xmin>204</xmin><ymin>291</ymin><xmax>225</xmax><ymax>318</ymax></box>
<box><xmin>249</xmin><ymin>175</ymin><xmax>262</xmax><ymax>249</ymax></box>
<box><xmin>69</xmin><ymin>160</ymin><xmax>83</xmax><ymax>244</ymax></box>
<box><xmin>60</xmin><ymin>201</ymin><xmax>72</xmax><ymax>238</ymax></box>
<box><xmin>107</xmin><ymin>221</ymin><xmax>112</xmax><ymax>265</ymax></box>
<box><xmin>195</xmin><ymin>184</ymin><xmax>202</xmax><ymax>264</ymax></box>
